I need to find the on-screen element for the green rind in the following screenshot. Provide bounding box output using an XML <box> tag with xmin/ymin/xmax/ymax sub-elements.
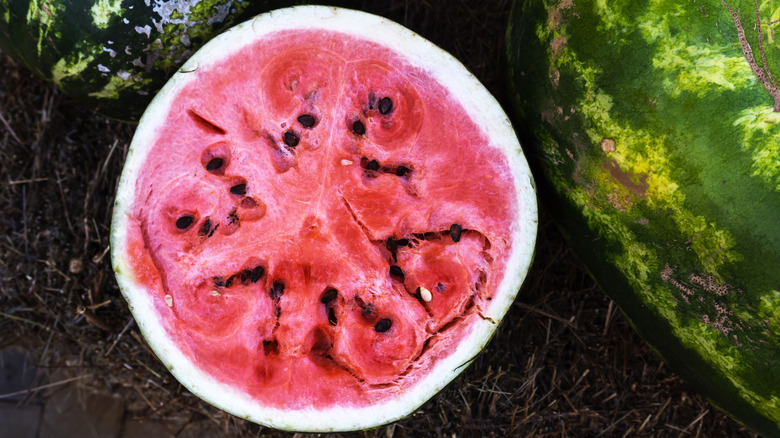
<box><xmin>0</xmin><ymin>0</ymin><xmax>291</xmax><ymax>122</ymax></box>
<box><xmin>506</xmin><ymin>0</ymin><xmax>780</xmax><ymax>436</ymax></box>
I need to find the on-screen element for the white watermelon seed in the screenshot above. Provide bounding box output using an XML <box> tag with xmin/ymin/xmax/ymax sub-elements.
<box><xmin>419</xmin><ymin>286</ymin><xmax>432</xmax><ymax>302</ymax></box>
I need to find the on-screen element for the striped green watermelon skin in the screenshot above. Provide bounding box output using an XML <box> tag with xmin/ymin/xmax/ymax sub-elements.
<box><xmin>0</xmin><ymin>0</ymin><xmax>288</xmax><ymax>122</ymax></box>
<box><xmin>506</xmin><ymin>0</ymin><xmax>780</xmax><ymax>435</ymax></box>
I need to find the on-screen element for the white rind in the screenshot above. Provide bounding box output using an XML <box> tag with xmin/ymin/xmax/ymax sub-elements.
<box><xmin>111</xmin><ymin>5</ymin><xmax>537</xmax><ymax>432</ymax></box>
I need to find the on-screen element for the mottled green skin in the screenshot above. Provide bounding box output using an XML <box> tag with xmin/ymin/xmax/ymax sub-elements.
<box><xmin>0</xmin><ymin>0</ymin><xmax>290</xmax><ymax>122</ymax></box>
<box><xmin>506</xmin><ymin>0</ymin><xmax>780</xmax><ymax>435</ymax></box>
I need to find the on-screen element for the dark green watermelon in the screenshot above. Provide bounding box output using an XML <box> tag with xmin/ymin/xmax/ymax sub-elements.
<box><xmin>0</xmin><ymin>0</ymin><xmax>290</xmax><ymax>122</ymax></box>
<box><xmin>506</xmin><ymin>0</ymin><xmax>780</xmax><ymax>436</ymax></box>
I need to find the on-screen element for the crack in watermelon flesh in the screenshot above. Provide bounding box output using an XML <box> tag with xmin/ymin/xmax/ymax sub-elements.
<box><xmin>123</xmin><ymin>29</ymin><xmax>519</xmax><ymax>409</ymax></box>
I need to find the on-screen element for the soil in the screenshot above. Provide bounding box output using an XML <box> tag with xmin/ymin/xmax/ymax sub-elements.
<box><xmin>0</xmin><ymin>0</ymin><xmax>760</xmax><ymax>436</ymax></box>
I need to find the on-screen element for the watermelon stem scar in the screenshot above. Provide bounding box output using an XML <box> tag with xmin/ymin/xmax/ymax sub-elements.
<box><xmin>722</xmin><ymin>0</ymin><xmax>780</xmax><ymax>111</ymax></box>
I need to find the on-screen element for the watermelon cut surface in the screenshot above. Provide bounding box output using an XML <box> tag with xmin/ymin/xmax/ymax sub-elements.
<box><xmin>111</xmin><ymin>6</ymin><xmax>537</xmax><ymax>431</ymax></box>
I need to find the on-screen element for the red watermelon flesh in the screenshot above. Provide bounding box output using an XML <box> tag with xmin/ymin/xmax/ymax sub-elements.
<box><xmin>112</xmin><ymin>6</ymin><xmax>536</xmax><ymax>431</ymax></box>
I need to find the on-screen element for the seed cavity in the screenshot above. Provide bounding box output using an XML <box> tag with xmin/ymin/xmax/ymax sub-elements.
<box><xmin>201</xmin><ymin>142</ymin><xmax>230</xmax><ymax>175</ymax></box>
<box><xmin>327</xmin><ymin>307</ymin><xmax>338</xmax><ymax>326</ymax></box>
<box><xmin>199</xmin><ymin>218</ymin><xmax>215</xmax><ymax>237</ymax></box>
<box><xmin>175</xmin><ymin>215</ymin><xmax>194</xmax><ymax>230</ymax></box>
<box><xmin>263</xmin><ymin>339</ymin><xmax>279</xmax><ymax>355</ymax></box>
<box><xmin>283</xmin><ymin>130</ymin><xmax>300</xmax><ymax>147</ymax></box>
<box><xmin>450</xmin><ymin>223</ymin><xmax>463</xmax><ymax>243</ymax></box>
<box><xmin>352</xmin><ymin>120</ymin><xmax>366</xmax><ymax>136</ymax></box>
<box><xmin>227</xmin><ymin>209</ymin><xmax>240</xmax><ymax>226</ymax></box>
<box><xmin>230</xmin><ymin>184</ymin><xmax>247</xmax><ymax>195</ymax></box>
<box><xmin>240</xmin><ymin>197</ymin><xmax>258</xmax><ymax>208</ymax></box>
<box><xmin>297</xmin><ymin>114</ymin><xmax>316</xmax><ymax>128</ymax></box>
<box><xmin>374</xmin><ymin>318</ymin><xmax>392</xmax><ymax>333</ymax></box>
<box><xmin>378</xmin><ymin>97</ymin><xmax>393</xmax><ymax>115</ymax></box>
<box><xmin>395</xmin><ymin>165</ymin><xmax>410</xmax><ymax>177</ymax></box>
<box><xmin>355</xmin><ymin>295</ymin><xmax>376</xmax><ymax>319</ymax></box>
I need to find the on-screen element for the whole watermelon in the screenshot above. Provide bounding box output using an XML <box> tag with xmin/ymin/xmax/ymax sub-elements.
<box><xmin>0</xmin><ymin>0</ymin><xmax>290</xmax><ymax>122</ymax></box>
<box><xmin>506</xmin><ymin>0</ymin><xmax>780</xmax><ymax>435</ymax></box>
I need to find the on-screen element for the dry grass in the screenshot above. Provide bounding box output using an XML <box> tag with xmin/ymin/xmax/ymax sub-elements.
<box><xmin>0</xmin><ymin>0</ymin><xmax>760</xmax><ymax>436</ymax></box>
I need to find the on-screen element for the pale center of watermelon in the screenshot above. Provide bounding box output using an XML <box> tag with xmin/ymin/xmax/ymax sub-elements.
<box><xmin>125</xmin><ymin>29</ymin><xmax>518</xmax><ymax>408</ymax></box>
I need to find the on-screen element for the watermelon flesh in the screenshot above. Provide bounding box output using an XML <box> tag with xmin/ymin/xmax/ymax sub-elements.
<box><xmin>113</xmin><ymin>6</ymin><xmax>537</xmax><ymax>431</ymax></box>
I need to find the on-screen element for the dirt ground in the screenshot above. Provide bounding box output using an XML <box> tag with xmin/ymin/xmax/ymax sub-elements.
<box><xmin>0</xmin><ymin>1</ymin><xmax>761</xmax><ymax>437</ymax></box>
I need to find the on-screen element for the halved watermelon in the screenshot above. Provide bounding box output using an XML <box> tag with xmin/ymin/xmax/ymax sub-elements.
<box><xmin>111</xmin><ymin>6</ymin><xmax>537</xmax><ymax>431</ymax></box>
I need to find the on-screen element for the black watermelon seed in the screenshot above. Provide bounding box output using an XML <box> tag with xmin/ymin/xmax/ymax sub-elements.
<box><xmin>270</xmin><ymin>281</ymin><xmax>285</xmax><ymax>300</ymax></box>
<box><xmin>213</xmin><ymin>276</ymin><xmax>226</xmax><ymax>287</ymax></box>
<box><xmin>397</xmin><ymin>238</ymin><xmax>410</xmax><ymax>247</ymax></box>
<box><xmin>205</xmin><ymin>157</ymin><xmax>224</xmax><ymax>172</ymax></box>
<box><xmin>225</xmin><ymin>275</ymin><xmax>234</xmax><ymax>288</ymax></box>
<box><xmin>374</xmin><ymin>318</ymin><xmax>392</xmax><ymax>333</ymax></box>
<box><xmin>378</xmin><ymin>97</ymin><xmax>393</xmax><ymax>115</ymax></box>
<box><xmin>283</xmin><ymin>131</ymin><xmax>300</xmax><ymax>147</ymax></box>
<box><xmin>230</xmin><ymin>184</ymin><xmax>247</xmax><ymax>195</ymax></box>
<box><xmin>389</xmin><ymin>265</ymin><xmax>405</xmax><ymax>281</ymax></box>
<box><xmin>321</xmin><ymin>288</ymin><xmax>338</xmax><ymax>304</ymax></box>
<box><xmin>199</xmin><ymin>218</ymin><xmax>213</xmax><ymax>237</ymax></box>
<box><xmin>175</xmin><ymin>215</ymin><xmax>194</xmax><ymax>230</ymax></box>
<box><xmin>239</xmin><ymin>269</ymin><xmax>251</xmax><ymax>285</ymax></box>
<box><xmin>386</xmin><ymin>236</ymin><xmax>398</xmax><ymax>253</ymax></box>
<box><xmin>240</xmin><ymin>197</ymin><xmax>258</xmax><ymax>209</ymax></box>
<box><xmin>327</xmin><ymin>307</ymin><xmax>338</xmax><ymax>326</ymax></box>
<box><xmin>366</xmin><ymin>159</ymin><xmax>380</xmax><ymax>171</ymax></box>
<box><xmin>395</xmin><ymin>165</ymin><xmax>410</xmax><ymax>177</ymax></box>
<box><xmin>250</xmin><ymin>266</ymin><xmax>265</xmax><ymax>283</ymax></box>
<box><xmin>352</xmin><ymin>120</ymin><xmax>366</xmax><ymax>136</ymax></box>
<box><xmin>450</xmin><ymin>223</ymin><xmax>463</xmax><ymax>243</ymax></box>
<box><xmin>297</xmin><ymin>114</ymin><xmax>316</xmax><ymax>128</ymax></box>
